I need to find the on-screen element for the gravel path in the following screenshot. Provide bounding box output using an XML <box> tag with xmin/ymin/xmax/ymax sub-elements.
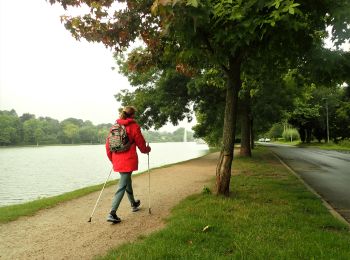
<box><xmin>0</xmin><ymin>152</ymin><xmax>219</xmax><ymax>260</ymax></box>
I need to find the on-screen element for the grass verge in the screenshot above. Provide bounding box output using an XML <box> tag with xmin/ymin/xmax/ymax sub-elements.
<box><xmin>297</xmin><ymin>142</ymin><xmax>350</xmax><ymax>151</ymax></box>
<box><xmin>272</xmin><ymin>140</ymin><xmax>350</xmax><ymax>151</ymax></box>
<box><xmin>99</xmin><ymin>147</ymin><xmax>350</xmax><ymax>259</ymax></box>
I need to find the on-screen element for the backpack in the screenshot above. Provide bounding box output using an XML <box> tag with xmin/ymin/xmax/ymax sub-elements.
<box><xmin>108</xmin><ymin>123</ymin><xmax>132</xmax><ymax>152</ymax></box>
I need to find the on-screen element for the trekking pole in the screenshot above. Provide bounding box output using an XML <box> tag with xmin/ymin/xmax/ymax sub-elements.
<box><xmin>88</xmin><ymin>167</ymin><xmax>113</xmax><ymax>223</ymax></box>
<box><xmin>147</xmin><ymin>143</ymin><xmax>151</xmax><ymax>214</ymax></box>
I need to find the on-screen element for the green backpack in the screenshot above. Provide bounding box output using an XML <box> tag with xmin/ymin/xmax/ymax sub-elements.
<box><xmin>108</xmin><ymin>123</ymin><xmax>132</xmax><ymax>152</ymax></box>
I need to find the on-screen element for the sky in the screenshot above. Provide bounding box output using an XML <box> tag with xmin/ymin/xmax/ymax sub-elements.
<box><xmin>0</xmin><ymin>0</ymin><xmax>194</xmax><ymax>131</ymax></box>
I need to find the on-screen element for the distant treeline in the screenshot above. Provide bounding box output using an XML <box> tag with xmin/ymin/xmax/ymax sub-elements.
<box><xmin>0</xmin><ymin>109</ymin><xmax>194</xmax><ymax>146</ymax></box>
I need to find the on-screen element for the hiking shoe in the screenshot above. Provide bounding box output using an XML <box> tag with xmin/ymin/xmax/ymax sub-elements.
<box><xmin>107</xmin><ymin>212</ymin><xmax>121</xmax><ymax>224</ymax></box>
<box><xmin>131</xmin><ymin>200</ymin><xmax>141</xmax><ymax>212</ymax></box>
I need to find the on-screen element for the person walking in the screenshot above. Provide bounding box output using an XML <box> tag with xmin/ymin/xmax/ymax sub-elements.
<box><xmin>105</xmin><ymin>106</ymin><xmax>151</xmax><ymax>223</ymax></box>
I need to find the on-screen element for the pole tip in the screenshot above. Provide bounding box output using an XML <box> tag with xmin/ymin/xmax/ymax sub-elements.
<box><xmin>88</xmin><ymin>217</ymin><xmax>92</xmax><ymax>222</ymax></box>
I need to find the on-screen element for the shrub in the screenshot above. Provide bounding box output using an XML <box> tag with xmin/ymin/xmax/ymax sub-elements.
<box><xmin>282</xmin><ymin>128</ymin><xmax>300</xmax><ymax>141</ymax></box>
<box><xmin>338</xmin><ymin>139</ymin><xmax>350</xmax><ymax>148</ymax></box>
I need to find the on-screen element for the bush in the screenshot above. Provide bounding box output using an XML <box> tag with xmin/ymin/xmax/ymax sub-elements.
<box><xmin>267</xmin><ymin>123</ymin><xmax>284</xmax><ymax>140</ymax></box>
<box><xmin>282</xmin><ymin>128</ymin><xmax>300</xmax><ymax>141</ymax></box>
<box><xmin>338</xmin><ymin>139</ymin><xmax>350</xmax><ymax>148</ymax></box>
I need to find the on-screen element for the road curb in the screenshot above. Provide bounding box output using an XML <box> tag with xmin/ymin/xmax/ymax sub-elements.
<box><xmin>271</xmin><ymin>151</ymin><xmax>350</xmax><ymax>228</ymax></box>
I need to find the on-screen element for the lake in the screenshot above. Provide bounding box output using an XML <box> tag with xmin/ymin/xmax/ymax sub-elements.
<box><xmin>0</xmin><ymin>142</ymin><xmax>208</xmax><ymax>206</ymax></box>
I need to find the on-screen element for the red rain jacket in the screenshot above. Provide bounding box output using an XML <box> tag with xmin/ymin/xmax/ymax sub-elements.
<box><xmin>106</xmin><ymin>118</ymin><xmax>150</xmax><ymax>172</ymax></box>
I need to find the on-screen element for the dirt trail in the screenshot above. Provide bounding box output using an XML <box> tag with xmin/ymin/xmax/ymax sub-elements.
<box><xmin>0</xmin><ymin>152</ymin><xmax>219</xmax><ymax>260</ymax></box>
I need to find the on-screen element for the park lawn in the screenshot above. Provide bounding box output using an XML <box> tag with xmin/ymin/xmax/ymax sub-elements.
<box><xmin>99</xmin><ymin>147</ymin><xmax>350</xmax><ymax>259</ymax></box>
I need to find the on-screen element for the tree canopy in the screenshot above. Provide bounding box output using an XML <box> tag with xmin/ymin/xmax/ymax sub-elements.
<box><xmin>50</xmin><ymin>0</ymin><xmax>350</xmax><ymax>195</ymax></box>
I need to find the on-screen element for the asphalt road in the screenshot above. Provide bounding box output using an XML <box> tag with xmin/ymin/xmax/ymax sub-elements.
<box><xmin>261</xmin><ymin>143</ymin><xmax>350</xmax><ymax>223</ymax></box>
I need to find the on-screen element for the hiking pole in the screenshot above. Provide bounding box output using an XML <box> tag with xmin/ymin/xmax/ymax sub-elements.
<box><xmin>88</xmin><ymin>167</ymin><xmax>113</xmax><ymax>223</ymax></box>
<box><xmin>147</xmin><ymin>143</ymin><xmax>151</xmax><ymax>214</ymax></box>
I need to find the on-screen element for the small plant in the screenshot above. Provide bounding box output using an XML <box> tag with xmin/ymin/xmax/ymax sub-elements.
<box><xmin>202</xmin><ymin>186</ymin><xmax>212</xmax><ymax>194</ymax></box>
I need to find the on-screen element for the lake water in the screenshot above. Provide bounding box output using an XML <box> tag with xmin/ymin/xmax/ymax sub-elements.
<box><xmin>0</xmin><ymin>142</ymin><xmax>208</xmax><ymax>206</ymax></box>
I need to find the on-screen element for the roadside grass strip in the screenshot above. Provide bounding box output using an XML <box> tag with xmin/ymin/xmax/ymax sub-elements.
<box><xmin>99</xmin><ymin>147</ymin><xmax>350</xmax><ymax>259</ymax></box>
<box><xmin>297</xmin><ymin>142</ymin><xmax>350</xmax><ymax>151</ymax></box>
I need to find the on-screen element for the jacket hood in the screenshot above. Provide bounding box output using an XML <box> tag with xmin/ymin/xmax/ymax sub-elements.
<box><xmin>116</xmin><ymin>118</ymin><xmax>135</xmax><ymax>126</ymax></box>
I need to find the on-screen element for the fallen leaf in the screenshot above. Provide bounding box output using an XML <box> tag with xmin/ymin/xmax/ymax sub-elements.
<box><xmin>202</xmin><ymin>225</ymin><xmax>210</xmax><ymax>232</ymax></box>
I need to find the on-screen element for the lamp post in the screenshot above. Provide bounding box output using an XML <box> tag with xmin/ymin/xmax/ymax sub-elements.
<box><xmin>323</xmin><ymin>98</ymin><xmax>330</xmax><ymax>143</ymax></box>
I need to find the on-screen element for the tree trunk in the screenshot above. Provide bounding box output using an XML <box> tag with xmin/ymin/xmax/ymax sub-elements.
<box><xmin>215</xmin><ymin>57</ymin><xmax>241</xmax><ymax>196</ymax></box>
<box><xmin>240</xmin><ymin>90</ymin><xmax>252</xmax><ymax>157</ymax></box>
<box><xmin>306</xmin><ymin>127</ymin><xmax>312</xmax><ymax>143</ymax></box>
<box><xmin>299</xmin><ymin>127</ymin><xmax>306</xmax><ymax>143</ymax></box>
<box><xmin>250</xmin><ymin>117</ymin><xmax>255</xmax><ymax>150</ymax></box>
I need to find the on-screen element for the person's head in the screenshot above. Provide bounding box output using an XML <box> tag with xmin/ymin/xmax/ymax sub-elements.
<box><xmin>119</xmin><ymin>106</ymin><xmax>137</xmax><ymax>119</ymax></box>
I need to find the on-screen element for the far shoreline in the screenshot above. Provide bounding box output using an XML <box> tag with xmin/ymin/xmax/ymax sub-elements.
<box><xmin>0</xmin><ymin>141</ymin><xmax>204</xmax><ymax>149</ymax></box>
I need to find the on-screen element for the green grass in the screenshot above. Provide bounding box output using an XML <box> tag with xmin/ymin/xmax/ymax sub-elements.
<box><xmin>0</xmin><ymin>180</ymin><xmax>118</xmax><ymax>223</ymax></box>
<box><xmin>272</xmin><ymin>140</ymin><xmax>301</xmax><ymax>146</ymax></box>
<box><xmin>297</xmin><ymin>141</ymin><xmax>350</xmax><ymax>151</ymax></box>
<box><xmin>271</xmin><ymin>140</ymin><xmax>350</xmax><ymax>151</ymax></box>
<box><xmin>98</xmin><ymin>147</ymin><xmax>350</xmax><ymax>259</ymax></box>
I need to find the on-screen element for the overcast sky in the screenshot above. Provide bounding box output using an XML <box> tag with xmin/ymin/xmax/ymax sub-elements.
<box><xmin>0</xmin><ymin>0</ymin><xmax>195</xmax><ymax>131</ymax></box>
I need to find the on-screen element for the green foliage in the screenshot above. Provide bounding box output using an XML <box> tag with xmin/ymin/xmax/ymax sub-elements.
<box><xmin>50</xmin><ymin>0</ymin><xmax>350</xmax><ymax>195</ymax></box>
<box><xmin>79</xmin><ymin>126</ymin><xmax>98</xmax><ymax>143</ymax></box>
<box><xmin>332</xmin><ymin>89</ymin><xmax>350</xmax><ymax>141</ymax></box>
<box><xmin>0</xmin><ymin>109</ymin><xmax>198</xmax><ymax>146</ymax></box>
<box><xmin>22</xmin><ymin>118</ymin><xmax>48</xmax><ymax>145</ymax></box>
<box><xmin>0</xmin><ymin>109</ymin><xmax>112</xmax><ymax>146</ymax></box>
<box><xmin>285</xmin><ymin>81</ymin><xmax>350</xmax><ymax>143</ymax></box>
<box><xmin>338</xmin><ymin>139</ymin><xmax>350</xmax><ymax>148</ymax></box>
<box><xmin>142</xmin><ymin>128</ymin><xmax>195</xmax><ymax>143</ymax></box>
<box><xmin>115</xmin><ymin>55</ymin><xmax>194</xmax><ymax>130</ymax></box>
<box><xmin>267</xmin><ymin>123</ymin><xmax>284</xmax><ymax>140</ymax></box>
<box><xmin>63</xmin><ymin>123</ymin><xmax>80</xmax><ymax>144</ymax></box>
<box><xmin>282</xmin><ymin>128</ymin><xmax>300</xmax><ymax>141</ymax></box>
<box><xmin>201</xmin><ymin>185</ymin><xmax>211</xmax><ymax>195</ymax></box>
<box><xmin>249</xmin><ymin>65</ymin><xmax>296</xmax><ymax>136</ymax></box>
<box><xmin>0</xmin><ymin>110</ymin><xmax>21</xmax><ymax>145</ymax></box>
<box><xmin>296</xmin><ymin>140</ymin><xmax>350</xmax><ymax>151</ymax></box>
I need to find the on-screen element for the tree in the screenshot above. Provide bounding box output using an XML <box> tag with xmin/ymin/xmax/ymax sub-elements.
<box><xmin>97</xmin><ymin>123</ymin><xmax>112</xmax><ymax>143</ymax></box>
<box><xmin>79</xmin><ymin>126</ymin><xmax>98</xmax><ymax>143</ymax></box>
<box><xmin>40</xmin><ymin>117</ymin><xmax>60</xmax><ymax>144</ymax></box>
<box><xmin>115</xmin><ymin>68</ymin><xmax>193</xmax><ymax>129</ymax></box>
<box><xmin>267</xmin><ymin>123</ymin><xmax>284</xmax><ymax>140</ymax></box>
<box><xmin>23</xmin><ymin>118</ymin><xmax>44</xmax><ymax>145</ymax></box>
<box><xmin>51</xmin><ymin>0</ymin><xmax>350</xmax><ymax>196</ymax></box>
<box><xmin>63</xmin><ymin>123</ymin><xmax>79</xmax><ymax>144</ymax></box>
<box><xmin>20</xmin><ymin>113</ymin><xmax>35</xmax><ymax>122</ymax></box>
<box><xmin>0</xmin><ymin>110</ymin><xmax>21</xmax><ymax>145</ymax></box>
